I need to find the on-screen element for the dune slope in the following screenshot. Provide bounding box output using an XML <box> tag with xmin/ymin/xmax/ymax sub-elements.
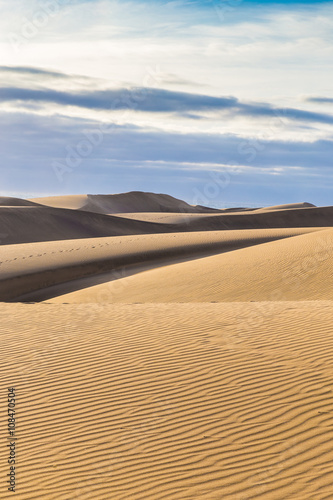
<box><xmin>0</xmin><ymin>228</ymin><xmax>318</xmax><ymax>301</ymax></box>
<box><xmin>49</xmin><ymin>227</ymin><xmax>333</xmax><ymax>303</ymax></box>
<box><xmin>0</xmin><ymin>206</ymin><xmax>176</xmax><ymax>245</ymax></box>
<box><xmin>1</xmin><ymin>197</ymin><xmax>332</xmax><ymax>246</ymax></box>
<box><xmin>0</xmin><ymin>197</ymin><xmax>42</xmax><ymax>207</ymax></box>
<box><xmin>255</xmin><ymin>202</ymin><xmax>316</xmax><ymax>212</ymax></box>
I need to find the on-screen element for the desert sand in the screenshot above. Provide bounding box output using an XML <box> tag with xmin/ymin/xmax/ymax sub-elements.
<box><xmin>1</xmin><ymin>192</ymin><xmax>333</xmax><ymax>499</ymax></box>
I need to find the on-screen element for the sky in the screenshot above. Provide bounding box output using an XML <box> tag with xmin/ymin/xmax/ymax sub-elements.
<box><xmin>0</xmin><ymin>0</ymin><xmax>332</xmax><ymax>207</ymax></box>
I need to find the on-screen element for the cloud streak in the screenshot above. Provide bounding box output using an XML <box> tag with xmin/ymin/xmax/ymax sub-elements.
<box><xmin>307</xmin><ymin>96</ymin><xmax>333</xmax><ymax>105</ymax></box>
<box><xmin>0</xmin><ymin>66</ymin><xmax>73</xmax><ymax>78</ymax></box>
<box><xmin>2</xmin><ymin>85</ymin><xmax>333</xmax><ymax>126</ymax></box>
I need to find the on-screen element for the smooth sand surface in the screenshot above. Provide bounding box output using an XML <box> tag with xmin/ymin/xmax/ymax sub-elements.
<box><xmin>29</xmin><ymin>194</ymin><xmax>89</xmax><ymax>210</ymax></box>
<box><xmin>51</xmin><ymin>227</ymin><xmax>333</xmax><ymax>303</ymax></box>
<box><xmin>1</xmin><ymin>302</ymin><xmax>333</xmax><ymax>499</ymax></box>
<box><xmin>2</xmin><ymin>193</ymin><xmax>333</xmax><ymax>500</ymax></box>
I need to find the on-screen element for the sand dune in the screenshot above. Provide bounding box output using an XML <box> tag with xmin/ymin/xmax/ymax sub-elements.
<box><xmin>49</xmin><ymin>227</ymin><xmax>333</xmax><ymax>303</ymax></box>
<box><xmin>30</xmin><ymin>192</ymin><xmax>219</xmax><ymax>214</ymax></box>
<box><xmin>255</xmin><ymin>202</ymin><xmax>316</xmax><ymax>212</ymax></box>
<box><xmin>2</xmin><ymin>301</ymin><xmax>333</xmax><ymax>499</ymax></box>
<box><xmin>114</xmin><ymin>205</ymin><xmax>333</xmax><ymax>231</ymax></box>
<box><xmin>28</xmin><ymin>194</ymin><xmax>89</xmax><ymax>210</ymax></box>
<box><xmin>177</xmin><ymin>205</ymin><xmax>333</xmax><ymax>231</ymax></box>
<box><xmin>0</xmin><ymin>228</ymin><xmax>318</xmax><ymax>301</ymax></box>
<box><xmin>114</xmin><ymin>208</ymin><xmax>319</xmax><ymax>224</ymax></box>
<box><xmin>113</xmin><ymin>212</ymin><xmax>221</xmax><ymax>224</ymax></box>
<box><xmin>1</xmin><ymin>196</ymin><xmax>332</xmax><ymax>246</ymax></box>
<box><xmin>28</xmin><ymin>194</ymin><xmax>316</xmax><ymax>215</ymax></box>
<box><xmin>0</xmin><ymin>197</ymin><xmax>42</xmax><ymax>207</ymax></box>
<box><xmin>0</xmin><ymin>206</ymin><xmax>174</xmax><ymax>245</ymax></box>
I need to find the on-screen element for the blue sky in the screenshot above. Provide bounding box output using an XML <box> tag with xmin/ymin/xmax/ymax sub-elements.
<box><xmin>0</xmin><ymin>0</ymin><xmax>332</xmax><ymax>207</ymax></box>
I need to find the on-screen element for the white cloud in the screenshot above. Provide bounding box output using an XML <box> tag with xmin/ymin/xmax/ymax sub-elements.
<box><xmin>0</xmin><ymin>0</ymin><xmax>332</xmax><ymax>103</ymax></box>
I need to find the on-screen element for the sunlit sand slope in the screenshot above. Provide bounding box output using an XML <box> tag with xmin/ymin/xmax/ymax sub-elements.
<box><xmin>28</xmin><ymin>194</ymin><xmax>89</xmax><ymax>210</ymax></box>
<box><xmin>255</xmin><ymin>202</ymin><xmax>316</xmax><ymax>212</ymax></box>
<box><xmin>0</xmin><ymin>228</ymin><xmax>320</xmax><ymax>301</ymax></box>
<box><xmin>52</xmin><ymin>227</ymin><xmax>333</xmax><ymax>303</ymax></box>
<box><xmin>1</xmin><ymin>302</ymin><xmax>333</xmax><ymax>499</ymax></box>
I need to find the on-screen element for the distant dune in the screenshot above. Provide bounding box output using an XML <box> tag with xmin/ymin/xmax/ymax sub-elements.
<box><xmin>0</xmin><ymin>196</ymin><xmax>42</xmax><ymax>207</ymax></box>
<box><xmin>0</xmin><ymin>194</ymin><xmax>331</xmax><ymax>245</ymax></box>
<box><xmin>255</xmin><ymin>202</ymin><xmax>316</xmax><ymax>212</ymax></box>
<box><xmin>2</xmin><ymin>191</ymin><xmax>333</xmax><ymax>500</ymax></box>
<box><xmin>30</xmin><ymin>193</ymin><xmax>316</xmax><ymax>215</ymax></box>
<box><xmin>0</xmin><ymin>205</ymin><xmax>175</xmax><ymax>245</ymax></box>
<box><xmin>123</xmin><ymin>205</ymin><xmax>333</xmax><ymax>231</ymax></box>
<box><xmin>30</xmin><ymin>191</ymin><xmax>220</xmax><ymax>214</ymax></box>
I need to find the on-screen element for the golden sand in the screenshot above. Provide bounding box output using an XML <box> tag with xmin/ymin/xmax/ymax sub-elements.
<box><xmin>1</xmin><ymin>302</ymin><xmax>333</xmax><ymax>499</ymax></box>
